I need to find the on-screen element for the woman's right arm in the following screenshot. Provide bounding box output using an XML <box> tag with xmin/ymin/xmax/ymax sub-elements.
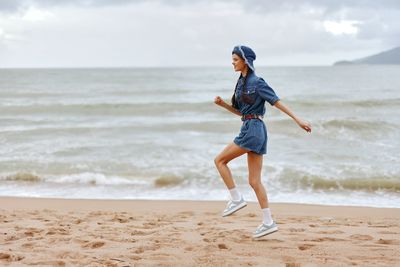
<box><xmin>214</xmin><ymin>96</ymin><xmax>242</xmax><ymax>117</ymax></box>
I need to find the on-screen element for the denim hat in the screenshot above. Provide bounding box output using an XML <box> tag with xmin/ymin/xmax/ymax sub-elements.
<box><xmin>232</xmin><ymin>45</ymin><xmax>256</xmax><ymax>71</ymax></box>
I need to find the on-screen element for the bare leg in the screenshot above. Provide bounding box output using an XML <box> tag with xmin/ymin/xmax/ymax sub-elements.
<box><xmin>214</xmin><ymin>142</ymin><xmax>249</xmax><ymax>189</ymax></box>
<box><xmin>247</xmin><ymin>151</ymin><xmax>268</xmax><ymax>209</ymax></box>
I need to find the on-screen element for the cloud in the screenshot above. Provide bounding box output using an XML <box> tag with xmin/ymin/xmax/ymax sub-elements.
<box><xmin>0</xmin><ymin>0</ymin><xmax>398</xmax><ymax>67</ymax></box>
<box><xmin>323</xmin><ymin>20</ymin><xmax>361</xmax><ymax>35</ymax></box>
<box><xmin>0</xmin><ymin>0</ymin><xmax>400</xmax><ymax>13</ymax></box>
<box><xmin>0</xmin><ymin>0</ymin><xmax>23</xmax><ymax>13</ymax></box>
<box><xmin>0</xmin><ymin>0</ymin><xmax>134</xmax><ymax>13</ymax></box>
<box><xmin>2</xmin><ymin>0</ymin><xmax>400</xmax><ymax>14</ymax></box>
<box><xmin>239</xmin><ymin>0</ymin><xmax>400</xmax><ymax>14</ymax></box>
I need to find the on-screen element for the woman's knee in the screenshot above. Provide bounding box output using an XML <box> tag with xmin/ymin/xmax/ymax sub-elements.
<box><xmin>249</xmin><ymin>178</ymin><xmax>262</xmax><ymax>189</ymax></box>
<box><xmin>214</xmin><ymin>156</ymin><xmax>219</xmax><ymax>166</ymax></box>
<box><xmin>214</xmin><ymin>155</ymin><xmax>226</xmax><ymax>167</ymax></box>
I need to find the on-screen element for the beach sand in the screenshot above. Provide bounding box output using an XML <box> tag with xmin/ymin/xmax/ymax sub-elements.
<box><xmin>0</xmin><ymin>197</ymin><xmax>399</xmax><ymax>266</ymax></box>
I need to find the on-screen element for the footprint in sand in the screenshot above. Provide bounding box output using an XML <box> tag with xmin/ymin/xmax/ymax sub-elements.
<box><xmin>24</xmin><ymin>228</ymin><xmax>44</xmax><ymax>237</ymax></box>
<box><xmin>5</xmin><ymin>234</ymin><xmax>20</xmax><ymax>242</ymax></box>
<box><xmin>349</xmin><ymin>234</ymin><xmax>373</xmax><ymax>241</ymax></box>
<box><xmin>134</xmin><ymin>247</ymin><xmax>145</xmax><ymax>254</ymax></box>
<box><xmin>283</xmin><ymin>256</ymin><xmax>300</xmax><ymax>267</ymax></box>
<box><xmin>132</xmin><ymin>245</ymin><xmax>160</xmax><ymax>254</ymax></box>
<box><xmin>288</xmin><ymin>228</ymin><xmax>306</xmax><ymax>233</ymax></box>
<box><xmin>55</xmin><ymin>251</ymin><xmax>85</xmax><ymax>260</ymax></box>
<box><xmin>298</xmin><ymin>244</ymin><xmax>315</xmax><ymax>251</ymax></box>
<box><xmin>310</xmin><ymin>237</ymin><xmax>344</xmax><ymax>242</ymax></box>
<box><xmin>177</xmin><ymin>211</ymin><xmax>195</xmax><ymax>218</ymax></box>
<box><xmin>316</xmin><ymin>230</ymin><xmax>344</xmax><ymax>234</ymax></box>
<box><xmin>30</xmin><ymin>260</ymin><xmax>66</xmax><ymax>267</ymax></box>
<box><xmin>143</xmin><ymin>221</ymin><xmax>158</xmax><ymax>228</ymax></box>
<box><xmin>378</xmin><ymin>230</ymin><xmax>399</xmax><ymax>235</ymax></box>
<box><xmin>367</xmin><ymin>224</ymin><xmax>393</xmax><ymax>228</ymax></box>
<box><xmin>0</xmin><ymin>252</ymin><xmax>24</xmax><ymax>262</ymax></box>
<box><xmin>255</xmin><ymin>238</ymin><xmax>284</xmax><ymax>243</ymax></box>
<box><xmin>72</xmin><ymin>238</ymin><xmax>90</xmax><ymax>245</ymax></box>
<box><xmin>131</xmin><ymin>230</ymin><xmax>156</xmax><ymax>236</ymax></box>
<box><xmin>240</xmin><ymin>233</ymin><xmax>251</xmax><ymax>239</ymax></box>
<box><xmin>216</xmin><ymin>230</ymin><xmax>235</xmax><ymax>238</ymax></box>
<box><xmin>45</xmin><ymin>227</ymin><xmax>69</xmax><ymax>236</ymax></box>
<box><xmin>285</xmin><ymin>263</ymin><xmax>301</xmax><ymax>267</ymax></box>
<box><xmin>74</xmin><ymin>219</ymin><xmax>83</xmax><ymax>224</ymax></box>
<box><xmin>111</xmin><ymin>215</ymin><xmax>129</xmax><ymax>223</ymax></box>
<box><xmin>82</xmin><ymin>241</ymin><xmax>105</xmax><ymax>249</ymax></box>
<box><xmin>218</xmin><ymin>243</ymin><xmax>228</xmax><ymax>249</ymax></box>
<box><xmin>376</xmin><ymin>239</ymin><xmax>399</xmax><ymax>245</ymax></box>
<box><xmin>21</xmin><ymin>242</ymin><xmax>36</xmax><ymax>248</ymax></box>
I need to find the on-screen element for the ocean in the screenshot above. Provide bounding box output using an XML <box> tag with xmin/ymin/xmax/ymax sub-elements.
<box><xmin>0</xmin><ymin>66</ymin><xmax>399</xmax><ymax>208</ymax></box>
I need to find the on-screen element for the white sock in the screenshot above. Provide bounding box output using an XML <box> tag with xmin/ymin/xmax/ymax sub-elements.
<box><xmin>229</xmin><ymin>187</ymin><xmax>241</xmax><ymax>201</ymax></box>
<box><xmin>262</xmin><ymin>208</ymin><xmax>273</xmax><ymax>225</ymax></box>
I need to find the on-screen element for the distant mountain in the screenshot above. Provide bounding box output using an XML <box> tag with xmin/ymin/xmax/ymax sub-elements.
<box><xmin>334</xmin><ymin>46</ymin><xmax>400</xmax><ymax>65</ymax></box>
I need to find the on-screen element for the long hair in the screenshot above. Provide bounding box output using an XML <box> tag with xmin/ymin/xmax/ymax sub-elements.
<box><xmin>231</xmin><ymin>67</ymin><xmax>252</xmax><ymax>109</ymax></box>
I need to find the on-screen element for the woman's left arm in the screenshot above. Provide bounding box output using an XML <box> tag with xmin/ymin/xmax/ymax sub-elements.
<box><xmin>273</xmin><ymin>100</ymin><xmax>312</xmax><ymax>133</ymax></box>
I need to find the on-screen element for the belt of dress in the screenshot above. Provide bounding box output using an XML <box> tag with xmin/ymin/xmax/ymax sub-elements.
<box><xmin>241</xmin><ymin>114</ymin><xmax>264</xmax><ymax>121</ymax></box>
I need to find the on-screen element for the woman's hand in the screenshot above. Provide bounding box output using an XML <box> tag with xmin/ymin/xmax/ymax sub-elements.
<box><xmin>296</xmin><ymin>119</ymin><xmax>312</xmax><ymax>133</ymax></box>
<box><xmin>215</xmin><ymin>96</ymin><xmax>242</xmax><ymax>116</ymax></box>
<box><xmin>214</xmin><ymin>96</ymin><xmax>225</xmax><ymax>107</ymax></box>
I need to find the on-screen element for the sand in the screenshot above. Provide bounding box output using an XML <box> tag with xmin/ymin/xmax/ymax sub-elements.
<box><xmin>0</xmin><ymin>197</ymin><xmax>399</xmax><ymax>266</ymax></box>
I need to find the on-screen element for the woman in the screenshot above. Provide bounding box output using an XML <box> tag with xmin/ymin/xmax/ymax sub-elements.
<box><xmin>214</xmin><ymin>45</ymin><xmax>312</xmax><ymax>238</ymax></box>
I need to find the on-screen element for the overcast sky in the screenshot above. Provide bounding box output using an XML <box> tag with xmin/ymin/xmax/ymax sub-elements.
<box><xmin>0</xmin><ymin>0</ymin><xmax>399</xmax><ymax>67</ymax></box>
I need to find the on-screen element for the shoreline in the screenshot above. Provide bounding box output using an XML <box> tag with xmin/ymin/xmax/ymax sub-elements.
<box><xmin>1</xmin><ymin>195</ymin><xmax>399</xmax><ymax>213</ymax></box>
<box><xmin>1</xmin><ymin>196</ymin><xmax>399</xmax><ymax>266</ymax></box>
<box><xmin>1</xmin><ymin>195</ymin><xmax>399</xmax><ymax>210</ymax></box>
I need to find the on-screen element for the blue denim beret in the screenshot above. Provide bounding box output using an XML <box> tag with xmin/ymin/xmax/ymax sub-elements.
<box><xmin>232</xmin><ymin>45</ymin><xmax>256</xmax><ymax>71</ymax></box>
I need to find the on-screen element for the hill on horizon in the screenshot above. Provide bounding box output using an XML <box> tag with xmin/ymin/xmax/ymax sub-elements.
<box><xmin>334</xmin><ymin>46</ymin><xmax>400</xmax><ymax>65</ymax></box>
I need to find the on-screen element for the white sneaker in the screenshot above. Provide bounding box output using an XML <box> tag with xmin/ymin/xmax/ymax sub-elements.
<box><xmin>222</xmin><ymin>195</ymin><xmax>247</xmax><ymax>217</ymax></box>
<box><xmin>252</xmin><ymin>221</ymin><xmax>278</xmax><ymax>238</ymax></box>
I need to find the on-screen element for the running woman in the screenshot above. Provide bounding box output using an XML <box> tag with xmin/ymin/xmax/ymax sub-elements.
<box><xmin>214</xmin><ymin>45</ymin><xmax>312</xmax><ymax>238</ymax></box>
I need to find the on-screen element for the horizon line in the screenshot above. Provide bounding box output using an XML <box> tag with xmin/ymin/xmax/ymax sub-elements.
<box><xmin>0</xmin><ymin>64</ymin><xmax>340</xmax><ymax>69</ymax></box>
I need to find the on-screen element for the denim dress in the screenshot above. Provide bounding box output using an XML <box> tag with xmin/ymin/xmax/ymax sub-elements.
<box><xmin>233</xmin><ymin>71</ymin><xmax>280</xmax><ymax>155</ymax></box>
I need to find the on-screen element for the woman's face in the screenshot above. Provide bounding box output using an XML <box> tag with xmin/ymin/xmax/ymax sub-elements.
<box><xmin>232</xmin><ymin>53</ymin><xmax>246</xmax><ymax>72</ymax></box>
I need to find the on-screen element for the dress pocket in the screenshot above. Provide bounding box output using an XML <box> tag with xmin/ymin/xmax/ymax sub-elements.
<box><xmin>241</xmin><ymin>86</ymin><xmax>256</xmax><ymax>105</ymax></box>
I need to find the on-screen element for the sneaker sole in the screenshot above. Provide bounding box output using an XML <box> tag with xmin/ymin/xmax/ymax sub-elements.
<box><xmin>222</xmin><ymin>202</ymin><xmax>247</xmax><ymax>217</ymax></box>
<box><xmin>252</xmin><ymin>226</ymin><xmax>278</xmax><ymax>238</ymax></box>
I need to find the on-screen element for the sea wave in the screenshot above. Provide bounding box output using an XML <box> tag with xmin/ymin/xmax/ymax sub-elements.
<box><xmin>1</xmin><ymin>172</ymin><xmax>186</xmax><ymax>187</ymax></box>
<box><xmin>279</xmin><ymin>172</ymin><xmax>400</xmax><ymax>192</ymax></box>
<box><xmin>3</xmin><ymin>170</ymin><xmax>400</xmax><ymax>193</ymax></box>
<box><xmin>3</xmin><ymin>172</ymin><xmax>42</xmax><ymax>182</ymax></box>
<box><xmin>286</xmin><ymin>98</ymin><xmax>400</xmax><ymax>108</ymax></box>
<box><xmin>0</xmin><ymin>102</ymin><xmax>217</xmax><ymax>116</ymax></box>
<box><xmin>0</xmin><ymin>120</ymin><xmax>240</xmax><ymax>135</ymax></box>
<box><xmin>270</xmin><ymin>118</ymin><xmax>398</xmax><ymax>136</ymax></box>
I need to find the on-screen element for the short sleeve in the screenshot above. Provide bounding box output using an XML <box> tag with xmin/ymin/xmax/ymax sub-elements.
<box><xmin>257</xmin><ymin>77</ymin><xmax>280</xmax><ymax>106</ymax></box>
